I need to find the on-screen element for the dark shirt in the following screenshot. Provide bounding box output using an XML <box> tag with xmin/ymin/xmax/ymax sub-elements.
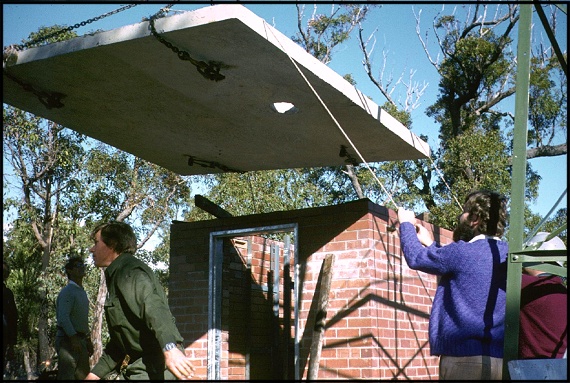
<box><xmin>91</xmin><ymin>253</ymin><xmax>183</xmax><ymax>379</ymax></box>
<box><xmin>519</xmin><ymin>274</ymin><xmax>567</xmax><ymax>359</ymax></box>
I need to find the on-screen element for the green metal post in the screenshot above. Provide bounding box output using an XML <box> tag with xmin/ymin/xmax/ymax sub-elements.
<box><xmin>503</xmin><ymin>3</ymin><xmax>533</xmax><ymax>379</ymax></box>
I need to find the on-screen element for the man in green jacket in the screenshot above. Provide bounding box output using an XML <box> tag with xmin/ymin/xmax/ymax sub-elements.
<box><xmin>85</xmin><ymin>221</ymin><xmax>195</xmax><ymax>380</ymax></box>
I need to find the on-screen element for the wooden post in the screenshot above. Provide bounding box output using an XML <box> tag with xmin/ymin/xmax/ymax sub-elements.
<box><xmin>307</xmin><ymin>254</ymin><xmax>335</xmax><ymax>380</ymax></box>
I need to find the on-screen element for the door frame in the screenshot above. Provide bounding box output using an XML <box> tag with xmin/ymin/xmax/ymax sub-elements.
<box><xmin>207</xmin><ymin>223</ymin><xmax>299</xmax><ymax>380</ymax></box>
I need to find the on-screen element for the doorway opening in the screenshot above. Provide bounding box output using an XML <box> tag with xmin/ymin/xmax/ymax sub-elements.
<box><xmin>208</xmin><ymin>224</ymin><xmax>299</xmax><ymax>380</ymax></box>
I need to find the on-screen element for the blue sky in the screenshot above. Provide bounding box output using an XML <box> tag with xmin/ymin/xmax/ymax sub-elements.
<box><xmin>3</xmin><ymin>2</ymin><xmax>567</xmax><ymax>220</ymax></box>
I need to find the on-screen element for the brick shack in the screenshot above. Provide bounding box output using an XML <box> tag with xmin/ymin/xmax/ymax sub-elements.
<box><xmin>168</xmin><ymin>198</ymin><xmax>453</xmax><ymax>380</ymax></box>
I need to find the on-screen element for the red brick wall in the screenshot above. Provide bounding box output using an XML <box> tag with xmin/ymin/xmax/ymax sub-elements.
<box><xmin>169</xmin><ymin>199</ymin><xmax>453</xmax><ymax>380</ymax></box>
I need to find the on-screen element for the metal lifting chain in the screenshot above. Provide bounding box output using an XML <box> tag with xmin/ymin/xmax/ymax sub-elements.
<box><xmin>3</xmin><ymin>70</ymin><xmax>65</xmax><ymax>109</ymax></box>
<box><xmin>13</xmin><ymin>4</ymin><xmax>139</xmax><ymax>51</ymax></box>
<box><xmin>148</xmin><ymin>5</ymin><xmax>225</xmax><ymax>82</ymax></box>
<box><xmin>4</xmin><ymin>4</ymin><xmax>139</xmax><ymax>109</ymax></box>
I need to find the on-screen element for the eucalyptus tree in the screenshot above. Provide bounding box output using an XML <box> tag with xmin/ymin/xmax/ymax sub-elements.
<box><xmin>354</xmin><ymin>3</ymin><xmax>566</xmax><ymax>232</ymax></box>
<box><xmin>416</xmin><ymin>3</ymin><xmax>564</xmax><ymax>230</ymax></box>
<box><xmin>420</xmin><ymin>3</ymin><xmax>528</xmax><ymax>224</ymax></box>
<box><xmin>185</xmin><ymin>169</ymin><xmax>329</xmax><ymax>220</ymax></box>
<box><xmin>3</xmin><ymin>106</ymin><xmax>88</xmax><ymax>374</ymax></box>
<box><xmin>3</xmin><ymin>25</ymin><xmax>91</xmax><ymax>375</ymax></box>
<box><xmin>80</xmin><ymin>143</ymin><xmax>194</xmax><ymax>364</ymax></box>
<box><xmin>3</xmin><ymin>24</ymin><xmax>195</xmax><ymax>373</ymax></box>
<box><xmin>3</xmin><ymin>110</ymin><xmax>193</xmax><ymax>376</ymax></box>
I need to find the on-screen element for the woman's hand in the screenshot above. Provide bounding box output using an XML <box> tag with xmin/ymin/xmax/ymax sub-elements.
<box><xmin>397</xmin><ymin>207</ymin><xmax>416</xmax><ymax>224</ymax></box>
<box><xmin>415</xmin><ymin>224</ymin><xmax>434</xmax><ymax>247</ymax></box>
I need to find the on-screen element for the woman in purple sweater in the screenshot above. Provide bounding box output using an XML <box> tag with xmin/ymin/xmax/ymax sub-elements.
<box><xmin>397</xmin><ymin>190</ymin><xmax>509</xmax><ymax>380</ymax></box>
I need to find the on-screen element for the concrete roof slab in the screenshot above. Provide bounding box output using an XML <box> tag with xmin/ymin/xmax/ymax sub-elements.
<box><xmin>3</xmin><ymin>4</ymin><xmax>430</xmax><ymax>175</ymax></box>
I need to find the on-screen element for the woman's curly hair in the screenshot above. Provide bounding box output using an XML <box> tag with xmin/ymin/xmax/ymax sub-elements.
<box><xmin>463</xmin><ymin>190</ymin><xmax>508</xmax><ymax>237</ymax></box>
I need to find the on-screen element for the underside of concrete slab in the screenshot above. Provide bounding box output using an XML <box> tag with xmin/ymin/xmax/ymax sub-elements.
<box><xmin>3</xmin><ymin>4</ymin><xmax>430</xmax><ymax>175</ymax></box>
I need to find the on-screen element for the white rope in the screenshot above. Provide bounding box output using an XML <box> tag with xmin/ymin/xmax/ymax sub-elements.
<box><xmin>432</xmin><ymin>157</ymin><xmax>463</xmax><ymax>211</ymax></box>
<box><xmin>263</xmin><ymin>19</ymin><xmax>464</xmax><ymax>213</ymax></box>
<box><xmin>263</xmin><ymin>21</ymin><xmax>399</xmax><ymax>208</ymax></box>
<box><xmin>409</xmin><ymin>133</ymin><xmax>462</xmax><ymax>211</ymax></box>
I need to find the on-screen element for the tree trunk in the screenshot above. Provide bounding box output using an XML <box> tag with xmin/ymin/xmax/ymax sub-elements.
<box><xmin>38</xmin><ymin>288</ymin><xmax>51</xmax><ymax>369</ymax></box>
<box><xmin>345</xmin><ymin>164</ymin><xmax>365</xmax><ymax>199</ymax></box>
<box><xmin>90</xmin><ymin>269</ymin><xmax>107</xmax><ymax>367</ymax></box>
<box><xmin>24</xmin><ymin>347</ymin><xmax>34</xmax><ymax>380</ymax></box>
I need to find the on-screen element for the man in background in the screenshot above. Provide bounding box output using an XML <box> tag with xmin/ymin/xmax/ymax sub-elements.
<box><xmin>56</xmin><ymin>256</ymin><xmax>93</xmax><ymax>380</ymax></box>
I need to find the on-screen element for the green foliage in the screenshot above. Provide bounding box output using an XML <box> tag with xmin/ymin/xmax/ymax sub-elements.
<box><xmin>417</xmin><ymin>5</ymin><xmax>564</xmax><ymax>234</ymax></box>
<box><xmin>23</xmin><ymin>25</ymin><xmax>78</xmax><ymax>48</ymax></box>
<box><xmin>185</xmin><ymin>169</ymin><xmax>329</xmax><ymax>220</ymax></box>
<box><xmin>542</xmin><ymin>208</ymin><xmax>568</xmax><ymax>245</ymax></box>
<box><xmin>440</xmin><ymin>129</ymin><xmax>510</xmax><ymax>193</ymax></box>
<box><xmin>292</xmin><ymin>4</ymin><xmax>374</xmax><ymax>65</ymax></box>
<box><xmin>343</xmin><ymin>73</ymin><xmax>356</xmax><ymax>85</ymax></box>
<box><xmin>3</xmin><ymin>107</ymin><xmax>86</xmax><ymax>207</ymax></box>
<box><xmin>525</xmin><ymin>208</ymin><xmax>568</xmax><ymax>246</ymax></box>
<box><xmin>3</xmin><ymin>103</ymin><xmax>99</xmax><ymax>370</ymax></box>
<box><xmin>528</xmin><ymin>55</ymin><xmax>567</xmax><ymax>147</ymax></box>
<box><xmin>432</xmin><ymin>33</ymin><xmax>514</xmax><ymax>139</ymax></box>
<box><xmin>3</xmin><ymin>221</ymin><xmax>43</xmax><ymax>347</ymax></box>
<box><xmin>3</xmin><ymin>113</ymin><xmax>193</xmax><ymax>374</ymax></box>
<box><xmin>83</xmin><ymin>143</ymin><xmax>193</xmax><ymax>236</ymax></box>
<box><xmin>3</xmin><ymin>216</ymin><xmax>99</xmax><ymax>373</ymax></box>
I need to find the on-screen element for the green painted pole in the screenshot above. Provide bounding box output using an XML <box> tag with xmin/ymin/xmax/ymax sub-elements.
<box><xmin>503</xmin><ymin>3</ymin><xmax>532</xmax><ymax>379</ymax></box>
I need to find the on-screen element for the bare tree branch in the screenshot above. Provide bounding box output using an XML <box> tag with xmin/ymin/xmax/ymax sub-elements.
<box><xmin>358</xmin><ymin>17</ymin><xmax>427</xmax><ymax>113</ymax></box>
<box><xmin>526</xmin><ymin>143</ymin><xmax>567</xmax><ymax>160</ymax></box>
<box><xmin>342</xmin><ymin>165</ymin><xmax>364</xmax><ymax>198</ymax></box>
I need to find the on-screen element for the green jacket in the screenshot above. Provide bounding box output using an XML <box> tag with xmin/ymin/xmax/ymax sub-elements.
<box><xmin>91</xmin><ymin>253</ymin><xmax>183</xmax><ymax>379</ymax></box>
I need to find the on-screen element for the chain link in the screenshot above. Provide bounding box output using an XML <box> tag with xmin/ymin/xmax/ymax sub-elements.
<box><xmin>149</xmin><ymin>12</ymin><xmax>225</xmax><ymax>82</ymax></box>
<box><xmin>5</xmin><ymin>4</ymin><xmax>139</xmax><ymax>109</ymax></box>
<box><xmin>4</xmin><ymin>70</ymin><xmax>65</xmax><ymax>109</ymax></box>
<box><xmin>5</xmin><ymin>2</ymin><xmax>225</xmax><ymax>112</ymax></box>
<box><xmin>187</xmin><ymin>156</ymin><xmax>243</xmax><ymax>173</ymax></box>
<box><xmin>14</xmin><ymin>4</ymin><xmax>139</xmax><ymax>51</ymax></box>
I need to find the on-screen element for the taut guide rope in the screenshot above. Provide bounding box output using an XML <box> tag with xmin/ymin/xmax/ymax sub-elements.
<box><xmin>262</xmin><ymin>19</ymin><xmax>463</xmax><ymax>213</ymax></box>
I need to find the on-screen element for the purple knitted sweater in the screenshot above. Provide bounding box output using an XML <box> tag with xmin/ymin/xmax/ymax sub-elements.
<box><xmin>399</xmin><ymin>222</ymin><xmax>509</xmax><ymax>358</ymax></box>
